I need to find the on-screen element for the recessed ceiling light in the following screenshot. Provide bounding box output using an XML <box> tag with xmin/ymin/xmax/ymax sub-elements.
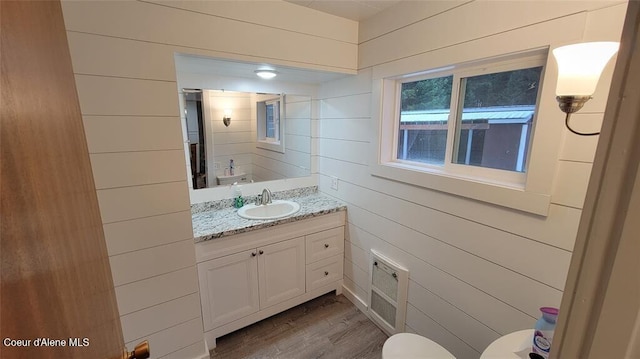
<box><xmin>255</xmin><ymin>69</ymin><xmax>277</xmax><ymax>79</ymax></box>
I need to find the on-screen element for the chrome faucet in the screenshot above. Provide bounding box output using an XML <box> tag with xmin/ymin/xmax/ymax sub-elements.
<box><xmin>260</xmin><ymin>188</ymin><xmax>272</xmax><ymax>205</ymax></box>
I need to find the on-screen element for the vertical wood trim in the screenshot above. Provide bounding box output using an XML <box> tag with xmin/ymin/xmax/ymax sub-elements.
<box><xmin>1</xmin><ymin>1</ymin><xmax>124</xmax><ymax>358</ymax></box>
<box><xmin>551</xmin><ymin>2</ymin><xmax>640</xmax><ymax>358</ymax></box>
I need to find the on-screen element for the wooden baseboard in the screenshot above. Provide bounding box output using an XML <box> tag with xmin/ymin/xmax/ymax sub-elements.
<box><xmin>341</xmin><ymin>283</ymin><xmax>368</xmax><ymax>313</ymax></box>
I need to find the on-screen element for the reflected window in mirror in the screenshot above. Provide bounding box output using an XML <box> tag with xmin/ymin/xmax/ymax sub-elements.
<box><xmin>257</xmin><ymin>94</ymin><xmax>285</xmax><ymax>153</ymax></box>
<box><xmin>265</xmin><ymin>100</ymin><xmax>279</xmax><ymax>140</ymax></box>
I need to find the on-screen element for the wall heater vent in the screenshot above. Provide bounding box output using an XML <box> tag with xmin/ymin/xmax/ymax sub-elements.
<box><xmin>368</xmin><ymin>250</ymin><xmax>409</xmax><ymax>335</ymax></box>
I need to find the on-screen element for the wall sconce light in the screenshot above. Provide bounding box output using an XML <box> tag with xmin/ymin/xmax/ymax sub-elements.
<box><xmin>223</xmin><ymin>109</ymin><xmax>232</xmax><ymax>127</ymax></box>
<box><xmin>552</xmin><ymin>41</ymin><xmax>619</xmax><ymax>136</ymax></box>
<box><xmin>254</xmin><ymin>69</ymin><xmax>277</xmax><ymax>79</ymax></box>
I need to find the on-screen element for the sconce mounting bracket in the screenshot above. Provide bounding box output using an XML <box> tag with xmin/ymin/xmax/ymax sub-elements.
<box><xmin>556</xmin><ymin>95</ymin><xmax>592</xmax><ymax>114</ymax></box>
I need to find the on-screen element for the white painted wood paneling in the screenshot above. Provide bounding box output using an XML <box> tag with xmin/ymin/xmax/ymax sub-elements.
<box><xmin>343</xmin><ymin>275</ymin><xmax>368</xmax><ymax>305</ymax></box>
<box><xmin>209</xmin><ymin>118</ymin><xmax>252</xmax><ymax>133</ymax></box>
<box><xmin>318</xmin><ymin>139</ymin><xmax>369</xmax><ymax>165</ymax></box>
<box><xmin>97</xmin><ymin>182</ymin><xmax>190</xmax><ymax>224</ymax></box>
<box><xmin>66</xmin><ymin>31</ymin><xmax>176</xmax><ymax>81</ymax></box>
<box><xmin>212</xmin><ymin>131</ymin><xmax>253</xmax><ymax>145</ymax></box>
<box><xmin>408</xmin><ymin>280</ymin><xmax>500</xmax><ymax>353</ymax></box>
<box><xmin>552</xmin><ymin>161</ymin><xmax>594</xmax><ymax>209</ymax></box>
<box><xmin>343</xmin><ymin>257</ymin><xmax>369</xmax><ymax>291</ymax></box>
<box><xmin>333</xmin><ymin>178</ymin><xmax>571</xmax><ymax>291</ymax></box>
<box><xmin>345</xmin><ymin>201</ymin><xmax>563</xmax><ymax>317</ymax></box>
<box><xmin>359</xmin><ymin>1</ymin><xmax>619</xmax><ymax>69</ymax></box>
<box><xmin>320</xmin><ymin>93</ymin><xmax>371</xmax><ymax>119</ymax></box>
<box><xmin>115</xmin><ymin>266</ymin><xmax>199</xmax><ymax>315</ymax></box>
<box><xmin>358</xmin><ymin>0</ymin><xmax>469</xmax><ymax>43</ymax></box>
<box><xmin>344</xmin><ymin>239</ymin><xmax>368</xmax><ymax>272</ymax></box>
<box><xmin>346</xmin><ymin>205</ymin><xmax>540</xmax><ymax>335</ymax></box>
<box><xmin>103</xmin><ymin>211</ymin><xmax>193</xmax><ymax>256</ymax></box>
<box><xmin>90</xmin><ymin>150</ymin><xmax>187</xmax><ymax>189</ymax></box>
<box><xmin>83</xmin><ymin>116</ymin><xmax>183</xmax><ymax>153</ymax></box>
<box><xmin>110</xmin><ymin>239</ymin><xmax>196</xmax><ymax>286</ymax></box>
<box><xmin>319</xmin><ymin>155</ymin><xmax>581</xmax><ymax>251</ymax></box>
<box><xmin>120</xmin><ymin>293</ymin><xmax>201</xmax><ymax>343</ymax></box>
<box><xmin>61</xmin><ymin>0</ymin><xmax>356</xmax><ymax>72</ymax></box>
<box><xmin>406</xmin><ymin>306</ymin><xmax>480</xmax><ymax>359</ymax></box>
<box><xmin>75</xmin><ymin>75</ymin><xmax>179</xmax><ymax>117</ymax></box>
<box><xmin>284</xmin><ymin>134</ymin><xmax>310</xmax><ymax>153</ymax></box>
<box><xmin>559</xmin><ymin>131</ymin><xmax>599</xmax><ymax>163</ymax></box>
<box><xmin>319</xmin><ymin>118</ymin><xmax>372</xmax><ymax>142</ymax></box>
<box><xmin>212</xmin><ymin>143</ymin><xmax>252</xmax><ymax>157</ymax></box>
<box><xmin>144</xmin><ymin>0</ymin><xmax>358</xmax><ymax>44</ymax></box>
<box><xmin>286</xmin><ymin>100</ymin><xmax>312</xmax><ymax>121</ymax></box>
<box><xmin>287</xmin><ymin>115</ymin><xmax>312</xmax><ymax>138</ymax></box>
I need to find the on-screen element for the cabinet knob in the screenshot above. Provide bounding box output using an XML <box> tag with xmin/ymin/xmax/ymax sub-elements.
<box><xmin>324</xmin><ymin>271</ymin><xmax>329</xmax><ymax>276</ymax></box>
<box><xmin>259</xmin><ymin>250</ymin><xmax>264</xmax><ymax>255</ymax></box>
<box><xmin>324</xmin><ymin>243</ymin><xmax>329</xmax><ymax>248</ymax></box>
<box><xmin>251</xmin><ymin>252</ymin><xmax>257</xmax><ymax>257</ymax></box>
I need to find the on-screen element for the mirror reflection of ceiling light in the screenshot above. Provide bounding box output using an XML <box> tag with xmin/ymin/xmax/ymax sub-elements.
<box><xmin>255</xmin><ymin>69</ymin><xmax>277</xmax><ymax>79</ymax></box>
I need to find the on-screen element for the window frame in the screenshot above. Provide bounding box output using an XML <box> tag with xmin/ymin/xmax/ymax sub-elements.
<box><xmin>371</xmin><ymin>50</ymin><xmax>557</xmax><ymax>216</ymax></box>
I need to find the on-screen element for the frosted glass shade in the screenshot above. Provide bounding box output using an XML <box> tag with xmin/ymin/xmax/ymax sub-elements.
<box><xmin>255</xmin><ymin>69</ymin><xmax>277</xmax><ymax>79</ymax></box>
<box><xmin>552</xmin><ymin>42</ymin><xmax>619</xmax><ymax>96</ymax></box>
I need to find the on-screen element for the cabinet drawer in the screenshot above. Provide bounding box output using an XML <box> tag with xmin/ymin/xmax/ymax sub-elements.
<box><xmin>306</xmin><ymin>227</ymin><xmax>344</xmax><ymax>263</ymax></box>
<box><xmin>306</xmin><ymin>254</ymin><xmax>343</xmax><ymax>292</ymax></box>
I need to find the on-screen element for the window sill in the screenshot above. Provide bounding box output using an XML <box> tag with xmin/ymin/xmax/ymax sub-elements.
<box><xmin>256</xmin><ymin>140</ymin><xmax>284</xmax><ymax>153</ymax></box>
<box><xmin>371</xmin><ymin>162</ymin><xmax>551</xmax><ymax>216</ymax></box>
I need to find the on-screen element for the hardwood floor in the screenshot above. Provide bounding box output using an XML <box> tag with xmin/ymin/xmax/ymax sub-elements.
<box><xmin>210</xmin><ymin>292</ymin><xmax>388</xmax><ymax>359</ymax></box>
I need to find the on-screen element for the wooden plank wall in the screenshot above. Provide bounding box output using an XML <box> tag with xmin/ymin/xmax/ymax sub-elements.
<box><xmin>60</xmin><ymin>1</ymin><xmax>357</xmax><ymax>358</ymax></box>
<box><xmin>317</xmin><ymin>1</ymin><xmax>627</xmax><ymax>358</ymax></box>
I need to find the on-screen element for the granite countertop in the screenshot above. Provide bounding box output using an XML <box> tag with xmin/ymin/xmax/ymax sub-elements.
<box><xmin>192</xmin><ymin>191</ymin><xmax>346</xmax><ymax>243</ymax></box>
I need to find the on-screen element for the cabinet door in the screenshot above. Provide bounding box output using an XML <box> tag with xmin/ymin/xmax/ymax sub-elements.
<box><xmin>257</xmin><ymin>237</ymin><xmax>306</xmax><ymax>309</ymax></box>
<box><xmin>198</xmin><ymin>249</ymin><xmax>259</xmax><ymax>331</ymax></box>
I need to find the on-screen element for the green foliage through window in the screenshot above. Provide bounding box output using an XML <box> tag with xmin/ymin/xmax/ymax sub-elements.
<box><xmin>401</xmin><ymin>76</ymin><xmax>453</xmax><ymax>111</ymax></box>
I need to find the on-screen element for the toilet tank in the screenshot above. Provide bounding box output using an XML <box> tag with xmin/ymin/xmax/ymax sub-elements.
<box><xmin>216</xmin><ymin>173</ymin><xmax>250</xmax><ymax>185</ymax></box>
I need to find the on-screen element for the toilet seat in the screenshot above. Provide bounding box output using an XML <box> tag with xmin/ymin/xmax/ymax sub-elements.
<box><xmin>382</xmin><ymin>333</ymin><xmax>456</xmax><ymax>359</ymax></box>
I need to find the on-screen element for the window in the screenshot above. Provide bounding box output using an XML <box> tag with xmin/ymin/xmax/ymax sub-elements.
<box><xmin>372</xmin><ymin>51</ymin><xmax>555</xmax><ymax>215</ymax></box>
<box><xmin>265</xmin><ymin>100</ymin><xmax>280</xmax><ymax>141</ymax></box>
<box><xmin>397</xmin><ymin>75</ymin><xmax>453</xmax><ymax>165</ymax></box>
<box><xmin>256</xmin><ymin>95</ymin><xmax>285</xmax><ymax>153</ymax></box>
<box><xmin>393</xmin><ymin>55</ymin><xmax>544</xmax><ymax>185</ymax></box>
<box><xmin>452</xmin><ymin>67</ymin><xmax>542</xmax><ymax>172</ymax></box>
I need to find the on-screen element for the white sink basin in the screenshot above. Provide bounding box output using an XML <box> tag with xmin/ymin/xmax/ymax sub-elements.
<box><xmin>237</xmin><ymin>200</ymin><xmax>301</xmax><ymax>220</ymax></box>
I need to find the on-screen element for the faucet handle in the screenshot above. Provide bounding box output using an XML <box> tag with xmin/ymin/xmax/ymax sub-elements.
<box><xmin>256</xmin><ymin>194</ymin><xmax>262</xmax><ymax>205</ymax></box>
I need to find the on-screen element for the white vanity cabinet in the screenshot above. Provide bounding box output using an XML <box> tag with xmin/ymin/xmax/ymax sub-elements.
<box><xmin>196</xmin><ymin>211</ymin><xmax>345</xmax><ymax>349</ymax></box>
<box><xmin>197</xmin><ymin>237</ymin><xmax>305</xmax><ymax>331</ymax></box>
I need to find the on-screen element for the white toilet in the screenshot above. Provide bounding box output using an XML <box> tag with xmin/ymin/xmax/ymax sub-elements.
<box><xmin>382</xmin><ymin>333</ymin><xmax>456</xmax><ymax>359</ymax></box>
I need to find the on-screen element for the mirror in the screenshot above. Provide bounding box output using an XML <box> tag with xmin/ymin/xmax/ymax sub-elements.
<box><xmin>182</xmin><ymin>88</ymin><xmax>311</xmax><ymax>189</ymax></box>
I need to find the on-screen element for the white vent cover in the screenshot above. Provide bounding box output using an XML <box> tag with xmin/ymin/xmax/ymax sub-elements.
<box><xmin>368</xmin><ymin>250</ymin><xmax>408</xmax><ymax>335</ymax></box>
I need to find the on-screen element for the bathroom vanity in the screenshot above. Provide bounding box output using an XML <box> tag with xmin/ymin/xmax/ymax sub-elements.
<box><xmin>192</xmin><ymin>191</ymin><xmax>346</xmax><ymax>349</ymax></box>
